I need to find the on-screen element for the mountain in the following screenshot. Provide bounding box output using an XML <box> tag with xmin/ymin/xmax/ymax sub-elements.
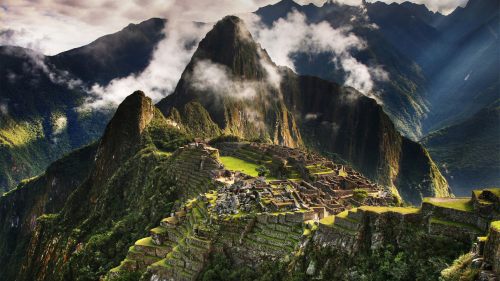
<box><xmin>423</xmin><ymin>0</ymin><xmax>500</xmax><ymax>131</ymax></box>
<box><xmin>254</xmin><ymin>0</ymin><xmax>500</xmax><ymax>196</ymax></box>
<box><xmin>0</xmin><ymin>143</ymin><xmax>97</xmax><ymax>279</ymax></box>
<box><xmin>3</xmin><ymin>91</ymin><xmax>193</xmax><ymax>280</ymax></box>
<box><xmin>158</xmin><ymin>16</ymin><xmax>449</xmax><ymax>204</ymax></box>
<box><xmin>256</xmin><ymin>0</ymin><xmax>432</xmax><ymax>140</ymax></box>
<box><xmin>0</xmin><ymin>18</ymin><xmax>167</xmax><ymax>192</ymax></box>
<box><xmin>422</xmin><ymin>101</ymin><xmax>500</xmax><ymax>196</ymax></box>
<box><xmin>0</xmin><ymin>46</ymin><xmax>109</xmax><ymax>192</ymax></box>
<box><xmin>363</xmin><ymin>1</ymin><xmax>445</xmax><ymax>73</ymax></box>
<box><xmin>49</xmin><ymin>18</ymin><xmax>166</xmax><ymax>85</ymax></box>
<box><xmin>0</xmin><ymin>90</ymin><xmax>492</xmax><ymax>281</ymax></box>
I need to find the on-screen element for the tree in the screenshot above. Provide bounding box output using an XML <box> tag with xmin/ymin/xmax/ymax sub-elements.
<box><xmin>256</xmin><ymin>165</ymin><xmax>270</xmax><ymax>177</ymax></box>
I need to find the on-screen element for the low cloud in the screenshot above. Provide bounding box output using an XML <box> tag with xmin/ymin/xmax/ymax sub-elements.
<box><xmin>52</xmin><ymin>116</ymin><xmax>68</xmax><ymax>135</ymax></box>
<box><xmin>2</xmin><ymin>1</ymin><xmax>467</xmax><ymax>55</ymax></box>
<box><xmin>2</xmin><ymin>46</ymin><xmax>83</xmax><ymax>90</ymax></box>
<box><xmin>190</xmin><ymin>59</ymin><xmax>259</xmax><ymax>100</ymax></box>
<box><xmin>245</xmin><ymin>10</ymin><xmax>389</xmax><ymax>96</ymax></box>
<box><xmin>83</xmin><ymin>21</ymin><xmax>210</xmax><ymax>109</ymax></box>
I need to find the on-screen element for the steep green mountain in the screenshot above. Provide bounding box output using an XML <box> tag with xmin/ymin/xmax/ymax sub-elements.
<box><xmin>0</xmin><ymin>18</ymin><xmax>167</xmax><ymax>192</ymax></box>
<box><xmin>158</xmin><ymin>16</ymin><xmax>448</xmax><ymax>204</ymax></box>
<box><xmin>422</xmin><ymin>101</ymin><xmax>500</xmax><ymax>196</ymax></box>
<box><xmin>0</xmin><ymin>143</ymin><xmax>97</xmax><ymax>279</ymax></box>
<box><xmin>157</xmin><ymin>16</ymin><xmax>303</xmax><ymax>148</ymax></box>
<box><xmin>5</xmin><ymin>91</ymin><xmax>193</xmax><ymax>281</ymax></box>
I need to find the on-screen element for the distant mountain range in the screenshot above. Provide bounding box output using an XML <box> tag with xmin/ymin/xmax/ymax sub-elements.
<box><xmin>0</xmin><ymin>0</ymin><xmax>498</xmax><ymax>196</ymax></box>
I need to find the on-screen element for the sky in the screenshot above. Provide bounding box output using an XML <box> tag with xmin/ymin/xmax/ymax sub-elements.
<box><xmin>0</xmin><ymin>0</ymin><xmax>468</xmax><ymax>56</ymax></box>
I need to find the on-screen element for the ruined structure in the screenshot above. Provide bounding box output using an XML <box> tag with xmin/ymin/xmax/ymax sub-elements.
<box><xmin>107</xmin><ymin>142</ymin><xmax>499</xmax><ymax>281</ymax></box>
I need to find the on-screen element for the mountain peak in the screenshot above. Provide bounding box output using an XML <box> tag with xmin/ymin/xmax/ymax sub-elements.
<box><xmin>189</xmin><ymin>15</ymin><xmax>270</xmax><ymax>80</ymax></box>
<box><xmin>93</xmin><ymin>90</ymin><xmax>154</xmax><ymax>180</ymax></box>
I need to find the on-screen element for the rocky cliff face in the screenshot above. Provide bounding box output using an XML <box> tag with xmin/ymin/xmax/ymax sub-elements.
<box><xmin>158</xmin><ymin>16</ymin><xmax>449</xmax><ymax>204</ymax></box>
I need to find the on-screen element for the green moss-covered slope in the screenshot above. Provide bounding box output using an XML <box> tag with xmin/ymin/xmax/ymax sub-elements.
<box><xmin>0</xmin><ymin>143</ymin><xmax>97</xmax><ymax>280</ymax></box>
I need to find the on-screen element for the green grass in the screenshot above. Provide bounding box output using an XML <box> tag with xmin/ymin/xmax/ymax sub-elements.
<box><xmin>219</xmin><ymin>156</ymin><xmax>260</xmax><ymax>177</ymax></box>
<box><xmin>319</xmin><ymin>215</ymin><xmax>335</xmax><ymax>226</ymax></box>
<box><xmin>359</xmin><ymin>206</ymin><xmax>420</xmax><ymax>214</ymax></box>
<box><xmin>219</xmin><ymin>156</ymin><xmax>278</xmax><ymax>180</ymax></box>
<box><xmin>423</xmin><ymin>198</ymin><xmax>473</xmax><ymax>212</ymax></box>
<box><xmin>135</xmin><ymin>237</ymin><xmax>155</xmax><ymax>247</ymax></box>
<box><xmin>336</xmin><ymin>210</ymin><xmax>350</xmax><ymax>218</ymax></box>
<box><xmin>430</xmin><ymin>217</ymin><xmax>481</xmax><ymax>232</ymax></box>
<box><xmin>478</xmin><ymin>236</ymin><xmax>487</xmax><ymax>242</ymax></box>
<box><xmin>150</xmin><ymin>258</ymin><xmax>172</xmax><ymax>269</ymax></box>
<box><xmin>151</xmin><ymin>227</ymin><xmax>167</xmax><ymax>235</ymax></box>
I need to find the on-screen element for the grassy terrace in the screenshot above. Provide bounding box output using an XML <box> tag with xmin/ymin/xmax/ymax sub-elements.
<box><xmin>430</xmin><ymin>217</ymin><xmax>481</xmax><ymax>232</ymax></box>
<box><xmin>483</xmin><ymin>188</ymin><xmax>500</xmax><ymax>197</ymax></box>
<box><xmin>473</xmin><ymin>188</ymin><xmax>500</xmax><ymax>202</ymax></box>
<box><xmin>219</xmin><ymin>155</ymin><xmax>278</xmax><ymax>180</ymax></box>
<box><xmin>423</xmin><ymin>198</ymin><xmax>473</xmax><ymax>212</ymax></box>
<box><xmin>359</xmin><ymin>206</ymin><xmax>420</xmax><ymax>214</ymax></box>
<box><xmin>319</xmin><ymin>215</ymin><xmax>335</xmax><ymax>226</ymax></box>
<box><xmin>135</xmin><ymin>237</ymin><xmax>156</xmax><ymax>247</ymax></box>
<box><xmin>305</xmin><ymin>164</ymin><xmax>334</xmax><ymax>175</ymax></box>
<box><xmin>219</xmin><ymin>156</ymin><xmax>260</xmax><ymax>177</ymax></box>
<box><xmin>151</xmin><ymin>226</ymin><xmax>167</xmax><ymax>235</ymax></box>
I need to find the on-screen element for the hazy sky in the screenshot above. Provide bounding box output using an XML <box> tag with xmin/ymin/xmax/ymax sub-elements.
<box><xmin>0</xmin><ymin>0</ymin><xmax>468</xmax><ymax>55</ymax></box>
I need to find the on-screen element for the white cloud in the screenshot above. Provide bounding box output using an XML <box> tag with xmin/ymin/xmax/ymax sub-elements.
<box><xmin>245</xmin><ymin>10</ymin><xmax>389</xmax><ymax>95</ymax></box>
<box><xmin>83</xmin><ymin>21</ymin><xmax>210</xmax><ymax>109</ymax></box>
<box><xmin>190</xmin><ymin>59</ymin><xmax>258</xmax><ymax>100</ymax></box>
<box><xmin>305</xmin><ymin>113</ymin><xmax>320</xmax><ymax>120</ymax></box>
<box><xmin>1</xmin><ymin>0</ymin><xmax>468</xmax><ymax>55</ymax></box>
<box><xmin>52</xmin><ymin>116</ymin><xmax>68</xmax><ymax>135</ymax></box>
<box><xmin>2</xmin><ymin>46</ymin><xmax>83</xmax><ymax>90</ymax></box>
<box><xmin>0</xmin><ymin>0</ymin><xmax>277</xmax><ymax>55</ymax></box>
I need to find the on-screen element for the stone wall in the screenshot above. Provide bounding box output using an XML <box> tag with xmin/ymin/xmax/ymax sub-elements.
<box><xmin>483</xmin><ymin>222</ymin><xmax>500</xmax><ymax>274</ymax></box>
